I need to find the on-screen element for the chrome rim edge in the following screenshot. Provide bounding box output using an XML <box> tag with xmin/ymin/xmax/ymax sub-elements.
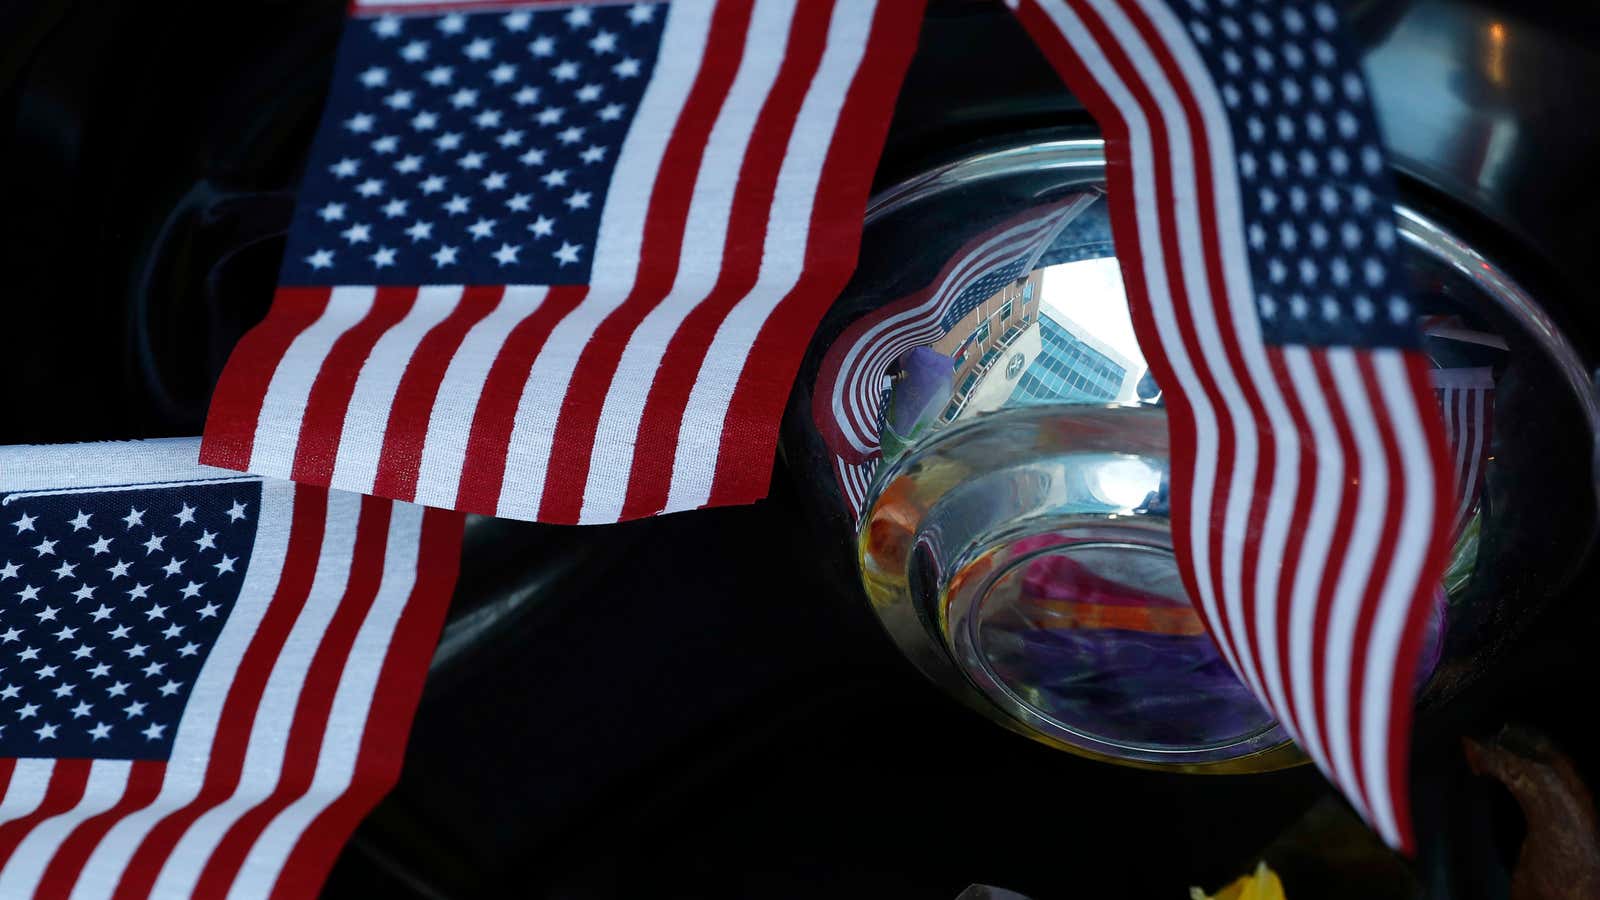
<box><xmin>864</xmin><ymin>137</ymin><xmax>1600</xmax><ymax>501</ymax></box>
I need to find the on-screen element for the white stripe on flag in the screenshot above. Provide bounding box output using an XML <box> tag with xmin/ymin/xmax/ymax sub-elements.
<box><xmin>413</xmin><ymin>285</ymin><xmax>547</xmax><ymax>510</ymax></box>
<box><xmin>844</xmin><ymin>459</ymin><xmax>868</xmax><ymax>515</ymax></box>
<box><xmin>0</xmin><ymin>759</ymin><xmax>55</xmax><ymax>826</ymax></box>
<box><xmin>1322</xmin><ymin>347</ymin><xmax>1390</xmax><ymax>825</ymax></box>
<box><xmin>578</xmin><ymin>0</ymin><xmax>800</xmax><ymax>524</ymax></box>
<box><xmin>0</xmin><ymin>761</ymin><xmax>133</xmax><ymax>897</ymax></box>
<box><xmin>1429</xmin><ymin>367</ymin><xmax>1494</xmax><ymax>390</ymax></box>
<box><xmin>496</xmin><ymin>1</ymin><xmax>715</xmax><ymax>521</ymax></box>
<box><xmin>331</xmin><ymin>286</ymin><xmax>466</xmax><ymax>493</ymax></box>
<box><xmin>226</xmin><ymin>501</ymin><xmax>424</xmax><ymax>900</ymax></box>
<box><xmin>0</xmin><ymin>438</ymin><xmax>245</xmax><ymax>491</ymax></box>
<box><xmin>1280</xmin><ymin>346</ymin><xmax>1342</xmax><ymax>775</ymax></box>
<box><xmin>666</xmin><ymin>0</ymin><xmax>880</xmax><ymax>512</ymax></box>
<box><xmin>69</xmin><ymin>480</ymin><xmax>297</xmax><ymax>900</ymax></box>
<box><xmin>146</xmin><ymin>490</ymin><xmax>364</xmax><ymax>898</ymax></box>
<box><xmin>248</xmin><ymin>288</ymin><xmax>378</xmax><ymax>480</ymax></box>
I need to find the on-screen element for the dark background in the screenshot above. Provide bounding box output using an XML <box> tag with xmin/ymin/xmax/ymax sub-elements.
<box><xmin>4</xmin><ymin>1</ymin><xmax>1600</xmax><ymax>897</ymax></box>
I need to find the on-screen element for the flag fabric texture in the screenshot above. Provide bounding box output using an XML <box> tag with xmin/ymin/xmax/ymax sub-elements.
<box><xmin>0</xmin><ymin>439</ymin><xmax>462</xmax><ymax>898</ymax></box>
<box><xmin>812</xmin><ymin>196</ymin><xmax>1092</xmax><ymax>517</ymax></box>
<box><xmin>200</xmin><ymin>0</ymin><xmax>924</xmax><ymax>525</ymax></box>
<box><xmin>185</xmin><ymin>0</ymin><xmax>1458</xmax><ymax>857</ymax></box>
<box><xmin>1008</xmin><ymin>0</ymin><xmax>1454</xmax><ymax>851</ymax></box>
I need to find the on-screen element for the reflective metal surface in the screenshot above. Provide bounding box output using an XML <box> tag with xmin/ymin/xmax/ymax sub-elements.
<box><xmin>812</xmin><ymin>138</ymin><xmax>1598</xmax><ymax>772</ymax></box>
<box><xmin>865</xmin><ymin>404</ymin><xmax>1293</xmax><ymax>766</ymax></box>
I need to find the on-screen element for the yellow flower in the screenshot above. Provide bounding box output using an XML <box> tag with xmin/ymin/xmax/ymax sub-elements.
<box><xmin>1190</xmin><ymin>862</ymin><xmax>1286</xmax><ymax>900</ymax></box>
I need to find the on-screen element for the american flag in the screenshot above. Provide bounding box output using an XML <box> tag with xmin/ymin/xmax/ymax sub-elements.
<box><xmin>813</xmin><ymin>197</ymin><xmax>1092</xmax><ymax>517</ymax></box>
<box><xmin>1431</xmin><ymin>367</ymin><xmax>1494</xmax><ymax>542</ymax></box>
<box><xmin>200</xmin><ymin>0</ymin><xmax>923</xmax><ymax>525</ymax></box>
<box><xmin>0</xmin><ymin>439</ymin><xmax>461</xmax><ymax>898</ymax></box>
<box><xmin>1010</xmin><ymin>0</ymin><xmax>1454</xmax><ymax>850</ymax></box>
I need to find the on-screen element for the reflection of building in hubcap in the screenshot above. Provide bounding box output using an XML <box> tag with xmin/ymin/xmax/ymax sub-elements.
<box><xmin>925</xmin><ymin>269</ymin><xmax>1043</xmax><ymax>424</ymax></box>
<box><xmin>883</xmin><ymin>257</ymin><xmax>1152</xmax><ymax>457</ymax></box>
<box><xmin>806</xmin><ymin>139</ymin><xmax>1596</xmax><ymax>775</ymax></box>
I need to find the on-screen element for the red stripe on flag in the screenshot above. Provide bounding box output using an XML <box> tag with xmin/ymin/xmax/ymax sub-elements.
<box><xmin>268</xmin><ymin>507</ymin><xmax>463</xmax><ymax>900</ymax></box>
<box><xmin>1264</xmin><ymin>348</ymin><xmax>1321</xmax><ymax>749</ymax></box>
<box><xmin>111</xmin><ymin>487</ymin><xmax>329</xmax><ymax>900</ymax></box>
<box><xmin>621</xmin><ymin>0</ymin><xmax>837</xmax><ymax>518</ymax></box>
<box><xmin>707</xmin><ymin>0</ymin><xmax>925</xmax><ymax>507</ymax></box>
<box><xmin>0</xmin><ymin>761</ymin><xmax>92</xmax><ymax>863</ymax></box>
<box><xmin>537</xmin><ymin>0</ymin><xmax>759</xmax><ymax>524</ymax></box>
<box><xmin>201</xmin><ymin>288</ymin><xmax>336</xmax><ymax>472</ymax></box>
<box><xmin>34</xmin><ymin>761</ymin><xmax>166</xmax><ymax>900</ymax></box>
<box><xmin>291</xmin><ymin>287</ymin><xmax>421</xmax><ymax>486</ymax></box>
<box><xmin>455</xmin><ymin>285</ymin><xmax>589</xmax><ymax>515</ymax></box>
<box><xmin>370</xmin><ymin>286</ymin><xmax>503</xmax><ymax>502</ymax></box>
<box><xmin>186</xmin><ymin>496</ymin><xmax>393</xmax><ymax>897</ymax></box>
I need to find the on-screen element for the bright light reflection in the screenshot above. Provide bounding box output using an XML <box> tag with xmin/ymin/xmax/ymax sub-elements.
<box><xmin>1089</xmin><ymin>456</ymin><xmax>1161</xmax><ymax>509</ymax></box>
<box><xmin>1040</xmin><ymin>258</ymin><xmax>1148</xmax><ymax>402</ymax></box>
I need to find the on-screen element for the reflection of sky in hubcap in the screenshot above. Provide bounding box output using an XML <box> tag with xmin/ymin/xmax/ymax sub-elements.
<box><xmin>1039</xmin><ymin>257</ymin><xmax>1147</xmax><ymax>402</ymax></box>
<box><xmin>1087</xmin><ymin>457</ymin><xmax>1164</xmax><ymax>509</ymax></box>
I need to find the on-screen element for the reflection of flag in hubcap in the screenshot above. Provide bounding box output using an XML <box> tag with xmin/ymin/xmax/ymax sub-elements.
<box><xmin>813</xmin><ymin>198</ymin><xmax>1090</xmax><ymax>517</ymax></box>
<box><xmin>1430</xmin><ymin>367</ymin><xmax>1494</xmax><ymax>544</ymax></box>
<box><xmin>1010</xmin><ymin>0</ymin><xmax>1456</xmax><ymax>851</ymax></box>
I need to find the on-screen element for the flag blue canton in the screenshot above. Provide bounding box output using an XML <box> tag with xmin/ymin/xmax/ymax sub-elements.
<box><xmin>1171</xmin><ymin>0</ymin><xmax>1415</xmax><ymax>348</ymax></box>
<box><xmin>281</xmin><ymin>3</ymin><xmax>668</xmax><ymax>287</ymax></box>
<box><xmin>0</xmin><ymin>481</ymin><xmax>262</xmax><ymax>760</ymax></box>
<box><xmin>940</xmin><ymin>256</ymin><xmax>1034</xmax><ymax>332</ymax></box>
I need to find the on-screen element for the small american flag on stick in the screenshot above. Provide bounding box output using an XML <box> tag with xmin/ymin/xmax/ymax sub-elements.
<box><xmin>0</xmin><ymin>439</ymin><xmax>461</xmax><ymax>898</ymax></box>
<box><xmin>1009</xmin><ymin>0</ymin><xmax>1455</xmax><ymax>850</ymax></box>
<box><xmin>200</xmin><ymin>0</ymin><xmax>923</xmax><ymax>525</ymax></box>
